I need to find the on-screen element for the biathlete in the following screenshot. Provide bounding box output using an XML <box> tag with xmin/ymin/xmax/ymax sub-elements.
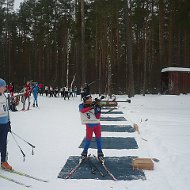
<box><xmin>0</xmin><ymin>78</ymin><xmax>12</xmax><ymax>170</ymax></box>
<box><xmin>21</xmin><ymin>81</ymin><xmax>32</xmax><ymax>111</ymax></box>
<box><xmin>79</xmin><ymin>95</ymin><xmax>104</xmax><ymax>161</ymax></box>
<box><xmin>32</xmin><ymin>82</ymin><xmax>39</xmax><ymax>107</ymax></box>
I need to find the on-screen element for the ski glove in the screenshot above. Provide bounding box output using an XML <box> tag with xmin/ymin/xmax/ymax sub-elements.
<box><xmin>95</xmin><ymin>105</ymin><xmax>101</xmax><ymax>113</ymax></box>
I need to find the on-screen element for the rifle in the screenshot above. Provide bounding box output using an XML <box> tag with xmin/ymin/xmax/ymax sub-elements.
<box><xmin>85</xmin><ymin>96</ymin><xmax>131</xmax><ymax>108</ymax></box>
<box><xmin>12</xmin><ymin>93</ymin><xmax>25</xmax><ymax>98</ymax></box>
<box><xmin>96</xmin><ymin>99</ymin><xmax>131</xmax><ymax>107</ymax></box>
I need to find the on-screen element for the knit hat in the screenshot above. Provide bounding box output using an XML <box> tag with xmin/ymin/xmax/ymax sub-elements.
<box><xmin>0</xmin><ymin>78</ymin><xmax>6</xmax><ymax>87</ymax></box>
<box><xmin>82</xmin><ymin>94</ymin><xmax>92</xmax><ymax>102</ymax></box>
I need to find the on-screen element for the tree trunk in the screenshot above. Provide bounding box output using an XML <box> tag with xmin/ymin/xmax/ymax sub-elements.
<box><xmin>143</xmin><ymin>26</ymin><xmax>148</xmax><ymax>96</ymax></box>
<box><xmin>168</xmin><ymin>0</ymin><xmax>175</xmax><ymax>66</ymax></box>
<box><xmin>66</xmin><ymin>29</ymin><xmax>71</xmax><ymax>86</ymax></box>
<box><xmin>125</xmin><ymin>0</ymin><xmax>134</xmax><ymax>97</ymax></box>
<box><xmin>159</xmin><ymin>0</ymin><xmax>164</xmax><ymax>69</ymax></box>
<box><xmin>81</xmin><ymin>0</ymin><xmax>86</xmax><ymax>85</ymax></box>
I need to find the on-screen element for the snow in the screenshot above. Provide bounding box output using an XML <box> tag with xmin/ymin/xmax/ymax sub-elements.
<box><xmin>1</xmin><ymin>94</ymin><xmax>190</xmax><ymax>190</ymax></box>
<box><xmin>161</xmin><ymin>67</ymin><xmax>190</xmax><ymax>72</ymax></box>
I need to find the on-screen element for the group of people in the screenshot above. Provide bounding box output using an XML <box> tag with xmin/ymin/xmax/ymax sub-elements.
<box><xmin>44</xmin><ymin>85</ymin><xmax>78</xmax><ymax>99</ymax></box>
<box><xmin>0</xmin><ymin>77</ymin><xmax>104</xmax><ymax>172</ymax></box>
<box><xmin>0</xmin><ymin>79</ymin><xmax>41</xmax><ymax>171</ymax></box>
<box><xmin>7</xmin><ymin>81</ymin><xmax>40</xmax><ymax>111</ymax></box>
<box><xmin>7</xmin><ymin>82</ymin><xmax>90</xmax><ymax>112</ymax></box>
<box><xmin>21</xmin><ymin>81</ymin><xmax>39</xmax><ymax>110</ymax></box>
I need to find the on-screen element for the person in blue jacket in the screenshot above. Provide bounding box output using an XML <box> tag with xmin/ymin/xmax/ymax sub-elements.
<box><xmin>32</xmin><ymin>82</ymin><xmax>39</xmax><ymax>107</ymax></box>
<box><xmin>79</xmin><ymin>95</ymin><xmax>104</xmax><ymax>161</ymax></box>
<box><xmin>0</xmin><ymin>78</ymin><xmax>12</xmax><ymax>170</ymax></box>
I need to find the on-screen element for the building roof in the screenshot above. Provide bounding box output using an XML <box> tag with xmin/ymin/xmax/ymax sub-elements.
<box><xmin>161</xmin><ymin>67</ymin><xmax>190</xmax><ymax>73</ymax></box>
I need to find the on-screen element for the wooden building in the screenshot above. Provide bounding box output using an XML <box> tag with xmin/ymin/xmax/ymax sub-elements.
<box><xmin>161</xmin><ymin>67</ymin><xmax>190</xmax><ymax>95</ymax></box>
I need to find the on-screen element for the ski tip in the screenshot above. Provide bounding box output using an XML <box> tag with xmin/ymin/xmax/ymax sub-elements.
<box><xmin>39</xmin><ymin>179</ymin><xmax>49</xmax><ymax>183</ymax></box>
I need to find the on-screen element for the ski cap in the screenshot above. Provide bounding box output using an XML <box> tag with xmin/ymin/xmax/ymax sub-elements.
<box><xmin>0</xmin><ymin>78</ymin><xmax>6</xmax><ymax>87</ymax></box>
<box><xmin>83</xmin><ymin>94</ymin><xmax>92</xmax><ymax>102</ymax></box>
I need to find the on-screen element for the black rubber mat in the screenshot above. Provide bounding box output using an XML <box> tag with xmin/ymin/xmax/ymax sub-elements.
<box><xmin>58</xmin><ymin>156</ymin><xmax>145</xmax><ymax>180</ymax></box>
<box><xmin>100</xmin><ymin>117</ymin><xmax>127</xmax><ymax>121</ymax></box>
<box><xmin>101</xmin><ymin>125</ymin><xmax>135</xmax><ymax>132</ymax></box>
<box><xmin>79</xmin><ymin>137</ymin><xmax>138</xmax><ymax>149</ymax></box>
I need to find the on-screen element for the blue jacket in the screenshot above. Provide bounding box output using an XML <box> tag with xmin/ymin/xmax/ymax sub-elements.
<box><xmin>32</xmin><ymin>85</ymin><xmax>39</xmax><ymax>98</ymax></box>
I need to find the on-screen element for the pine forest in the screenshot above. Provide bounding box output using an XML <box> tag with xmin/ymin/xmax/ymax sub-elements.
<box><xmin>0</xmin><ymin>0</ymin><xmax>190</xmax><ymax>96</ymax></box>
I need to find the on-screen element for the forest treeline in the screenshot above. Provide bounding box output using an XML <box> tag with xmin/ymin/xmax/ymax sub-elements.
<box><xmin>0</xmin><ymin>0</ymin><xmax>190</xmax><ymax>96</ymax></box>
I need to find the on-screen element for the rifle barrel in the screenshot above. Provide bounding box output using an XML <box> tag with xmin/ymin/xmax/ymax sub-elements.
<box><xmin>115</xmin><ymin>100</ymin><xmax>131</xmax><ymax>103</ymax></box>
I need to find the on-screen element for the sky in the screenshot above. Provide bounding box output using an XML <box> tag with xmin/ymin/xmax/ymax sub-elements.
<box><xmin>0</xmin><ymin>93</ymin><xmax>190</xmax><ymax>189</ymax></box>
<box><xmin>14</xmin><ymin>0</ymin><xmax>24</xmax><ymax>10</ymax></box>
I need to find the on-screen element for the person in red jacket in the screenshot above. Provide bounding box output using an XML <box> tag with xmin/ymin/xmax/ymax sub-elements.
<box><xmin>7</xmin><ymin>82</ymin><xmax>14</xmax><ymax>97</ymax></box>
<box><xmin>38</xmin><ymin>83</ymin><xmax>43</xmax><ymax>96</ymax></box>
<box><xmin>21</xmin><ymin>81</ymin><xmax>32</xmax><ymax>111</ymax></box>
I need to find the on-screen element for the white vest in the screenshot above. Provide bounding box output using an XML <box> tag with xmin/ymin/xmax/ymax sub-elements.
<box><xmin>80</xmin><ymin>109</ymin><xmax>100</xmax><ymax>124</ymax></box>
<box><xmin>0</xmin><ymin>94</ymin><xmax>8</xmax><ymax>118</ymax></box>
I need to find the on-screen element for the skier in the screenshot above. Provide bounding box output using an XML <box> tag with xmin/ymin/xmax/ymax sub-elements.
<box><xmin>7</xmin><ymin>82</ymin><xmax>14</xmax><ymax>97</ymax></box>
<box><xmin>69</xmin><ymin>87</ymin><xmax>73</xmax><ymax>98</ymax></box>
<box><xmin>83</xmin><ymin>83</ymin><xmax>90</xmax><ymax>96</ymax></box>
<box><xmin>38</xmin><ymin>83</ymin><xmax>43</xmax><ymax>96</ymax></box>
<box><xmin>32</xmin><ymin>82</ymin><xmax>39</xmax><ymax>107</ymax></box>
<box><xmin>49</xmin><ymin>86</ymin><xmax>54</xmax><ymax>97</ymax></box>
<box><xmin>0</xmin><ymin>78</ymin><xmax>12</xmax><ymax>170</ymax></box>
<box><xmin>80</xmin><ymin>86</ymin><xmax>85</xmax><ymax>101</ymax></box>
<box><xmin>44</xmin><ymin>85</ymin><xmax>49</xmax><ymax>97</ymax></box>
<box><xmin>74</xmin><ymin>86</ymin><xmax>77</xmax><ymax>97</ymax></box>
<box><xmin>9</xmin><ymin>96</ymin><xmax>18</xmax><ymax>112</ymax></box>
<box><xmin>54</xmin><ymin>87</ymin><xmax>59</xmax><ymax>97</ymax></box>
<box><xmin>79</xmin><ymin>95</ymin><xmax>104</xmax><ymax>161</ymax></box>
<box><xmin>64</xmin><ymin>86</ymin><xmax>69</xmax><ymax>100</ymax></box>
<box><xmin>21</xmin><ymin>81</ymin><xmax>32</xmax><ymax>111</ymax></box>
<box><xmin>60</xmin><ymin>87</ymin><xmax>64</xmax><ymax>97</ymax></box>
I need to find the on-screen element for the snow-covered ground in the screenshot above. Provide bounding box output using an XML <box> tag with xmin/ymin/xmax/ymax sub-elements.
<box><xmin>1</xmin><ymin>94</ymin><xmax>190</xmax><ymax>190</ymax></box>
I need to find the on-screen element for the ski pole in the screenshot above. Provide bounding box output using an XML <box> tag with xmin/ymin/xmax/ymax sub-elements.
<box><xmin>11</xmin><ymin>131</ymin><xmax>35</xmax><ymax>155</ymax></box>
<box><xmin>10</xmin><ymin>133</ymin><xmax>26</xmax><ymax>162</ymax></box>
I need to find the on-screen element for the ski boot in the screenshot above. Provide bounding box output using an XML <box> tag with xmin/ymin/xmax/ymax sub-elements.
<box><xmin>81</xmin><ymin>151</ymin><xmax>87</xmax><ymax>161</ymax></box>
<box><xmin>33</xmin><ymin>103</ymin><xmax>35</xmax><ymax>107</ymax></box>
<box><xmin>1</xmin><ymin>162</ymin><xmax>13</xmax><ymax>170</ymax></box>
<box><xmin>97</xmin><ymin>151</ymin><xmax>104</xmax><ymax>162</ymax></box>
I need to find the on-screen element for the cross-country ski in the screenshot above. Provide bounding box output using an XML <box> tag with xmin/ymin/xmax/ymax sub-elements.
<box><xmin>1</xmin><ymin>168</ymin><xmax>48</xmax><ymax>182</ymax></box>
<box><xmin>93</xmin><ymin>155</ymin><xmax>117</xmax><ymax>181</ymax></box>
<box><xmin>88</xmin><ymin>156</ymin><xmax>106</xmax><ymax>177</ymax></box>
<box><xmin>64</xmin><ymin>154</ymin><xmax>90</xmax><ymax>179</ymax></box>
<box><xmin>0</xmin><ymin>173</ymin><xmax>31</xmax><ymax>188</ymax></box>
